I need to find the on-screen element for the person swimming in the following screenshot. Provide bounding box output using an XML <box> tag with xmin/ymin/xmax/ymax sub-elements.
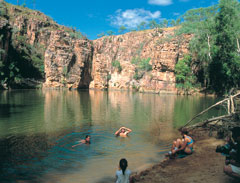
<box><xmin>115</xmin><ymin>127</ymin><xmax>132</xmax><ymax>137</ymax></box>
<box><xmin>72</xmin><ymin>135</ymin><xmax>91</xmax><ymax>147</ymax></box>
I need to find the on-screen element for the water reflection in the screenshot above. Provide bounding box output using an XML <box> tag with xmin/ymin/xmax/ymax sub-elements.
<box><xmin>0</xmin><ymin>90</ymin><xmax>223</xmax><ymax>182</ymax></box>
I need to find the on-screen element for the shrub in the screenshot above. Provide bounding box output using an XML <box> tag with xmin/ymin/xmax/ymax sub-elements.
<box><xmin>131</xmin><ymin>57</ymin><xmax>152</xmax><ymax>80</ymax></box>
<box><xmin>0</xmin><ymin>3</ymin><xmax>7</xmax><ymax>16</ymax></box>
<box><xmin>69</xmin><ymin>31</ymin><xmax>83</xmax><ymax>39</ymax></box>
<box><xmin>112</xmin><ymin>60</ymin><xmax>122</xmax><ymax>72</ymax></box>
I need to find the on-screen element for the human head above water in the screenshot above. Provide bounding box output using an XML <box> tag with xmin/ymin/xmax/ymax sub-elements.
<box><xmin>85</xmin><ymin>135</ymin><xmax>91</xmax><ymax>143</ymax></box>
<box><xmin>119</xmin><ymin>158</ymin><xmax>128</xmax><ymax>175</ymax></box>
<box><xmin>121</xmin><ymin>128</ymin><xmax>125</xmax><ymax>133</ymax></box>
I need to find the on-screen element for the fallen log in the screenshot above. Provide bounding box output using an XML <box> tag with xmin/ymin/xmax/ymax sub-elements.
<box><xmin>180</xmin><ymin>92</ymin><xmax>240</xmax><ymax>130</ymax></box>
<box><xmin>185</xmin><ymin>114</ymin><xmax>232</xmax><ymax>130</ymax></box>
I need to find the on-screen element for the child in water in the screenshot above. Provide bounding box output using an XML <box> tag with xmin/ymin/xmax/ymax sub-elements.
<box><xmin>116</xmin><ymin>158</ymin><xmax>131</xmax><ymax>183</ymax></box>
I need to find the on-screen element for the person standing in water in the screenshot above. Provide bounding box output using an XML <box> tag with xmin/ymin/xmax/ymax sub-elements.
<box><xmin>116</xmin><ymin>158</ymin><xmax>131</xmax><ymax>183</ymax></box>
<box><xmin>72</xmin><ymin>135</ymin><xmax>91</xmax><ymax>147</ymax></box>
<box><xmin>115</xmin><ymin>127</ymin><xmax>132</xmax><ymax>137</ymax></box>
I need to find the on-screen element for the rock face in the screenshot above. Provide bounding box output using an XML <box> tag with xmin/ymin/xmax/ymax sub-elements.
<box><xmin>7</xmin><ymin>6</ymin><xmax>54</xmax><ymax>47</ymax></box>
<box><xmin>43</xmin><ymin>31</ymin><xmax>92</xmax><ymax>89</ymax></box>
<box><xmin>0</xmin><ymin>2</ymin><xmax>93</xmax><ymax>89</ymax></box>
<box><xmin>91</xmin><ymin>28</ymin><xmax>191</xmax><ymax>93</ymax></box>
<box><xmin>1</xmin><ymin>2</ymin><xmax>192</xmax><ymax>92</ymax></box>
<box><xmin>0</xmin><ymin>17</ymin><xmax>10</xmax><ymax>64</ymax></box>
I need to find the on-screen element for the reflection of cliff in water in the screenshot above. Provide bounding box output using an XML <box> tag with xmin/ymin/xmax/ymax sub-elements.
<box><xmin>43</xmin><ymin>90</ymin><xmax>93</xmax><ymax>132</ymax></box>
<box><xmin>89</xmin><ymin>90</ymin><xmax>178</xmax><ymax>142</ymax></box>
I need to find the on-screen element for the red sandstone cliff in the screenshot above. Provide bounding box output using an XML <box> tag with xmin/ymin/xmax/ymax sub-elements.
<box><xmin>44</xmin><ymin>30</ymin><xmax>92</xmax><ymax>89</ymax></box>
<box><xmin>91</xmin><ymin>28</ymin><xmax>191</xmax><ymax>93</ymax></box>
<box><xmin>0</xmin><ymin>2</ymin><xmax>93</xmax><ymax>89</ymax></box>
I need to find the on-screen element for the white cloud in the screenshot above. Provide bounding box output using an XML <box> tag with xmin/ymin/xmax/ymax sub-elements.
<box><xmin>173</xmin><ymin>12</ymin><xmax>180</xmax><ymax>16</ymax></box>
<box><xmin>148</xmin><ymin>0</ymin><xmax>173</xmax><ymax>6</ymax></box>
<box><xmin>110</xmin><ymin>9</ymin><xmax>161</xmax><ymax>29</ymax></box>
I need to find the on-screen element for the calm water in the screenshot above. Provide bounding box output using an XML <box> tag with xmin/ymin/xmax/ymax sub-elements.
<box><xmin>0</xmin><ymin>90</ymin><xmax>224</xmax><ymax>183</ymax></box>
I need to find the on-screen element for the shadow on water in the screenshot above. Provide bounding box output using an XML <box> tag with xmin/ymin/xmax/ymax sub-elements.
<box><xmin>0</xmin><ymin>133</ymin><xmax>54</xmax><ymax>182</ymax></box>
<box><xmin>0</xmin><ymin>128</ymin><xmax>98</xmax><ymax>183</ymax></box>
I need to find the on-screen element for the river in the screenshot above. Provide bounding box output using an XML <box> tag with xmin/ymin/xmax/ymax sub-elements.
<box><xmin>0</xmin><ymin>90</ymin><xmax>224</xmax><ymax>183</ymax></box>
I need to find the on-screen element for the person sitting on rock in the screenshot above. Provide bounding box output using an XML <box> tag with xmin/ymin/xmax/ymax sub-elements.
<box><xmin>167</xmin><ymin>129</ymin><xmax>194</xmax><ymax>157</ymax></box>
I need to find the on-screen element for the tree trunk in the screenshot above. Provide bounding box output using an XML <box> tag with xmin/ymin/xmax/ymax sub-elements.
<box><xmin>237</xmin><ymin>38</ymin><xmax>240</xmax><ymax>53</ymax></box>
<box><xmin>180</xmin><ymin>92</ymin><xmax>240</xmax><ymax>130</ymax></box>
<box><xmin>207</xmin><ymin>34</ymin><xmax>212</xmax><ymax>60</ymax></box>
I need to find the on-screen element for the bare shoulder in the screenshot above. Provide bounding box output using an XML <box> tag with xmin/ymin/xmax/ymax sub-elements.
<box><xmin>80</xmin><ymin>139</ymin><xmax>86</xmax><ymax>143</ymax></box>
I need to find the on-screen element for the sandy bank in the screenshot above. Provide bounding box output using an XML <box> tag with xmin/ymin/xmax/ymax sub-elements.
<box><xmin>131</xmin><ymin>129</ymin><xmax>239</xmax><ymax>183</ymax></box>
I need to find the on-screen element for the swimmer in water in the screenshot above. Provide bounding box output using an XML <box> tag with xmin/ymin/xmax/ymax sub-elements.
<box><xmin>72</xmin><ymin>135</ymin><xmax>91</xmax><ymax>147</ymax></box>
<box><xmin>115</xmin><ymin>127</ymin><xmax>132</xmax><ymax>137</ymax></box>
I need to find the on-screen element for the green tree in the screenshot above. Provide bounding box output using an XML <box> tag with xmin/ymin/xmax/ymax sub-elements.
<box><xmin>209</xmin><ymin>0</ymin><xmax>240</xmax><ymax>93</ymax></box>
<box><xmin>175</xmin><ymin>55</ymin><xmax>197</xmax><ymax>91</ymax></box>
<box><xmin>0</xmin><ymin>2</ymin><xmax>6</xmax><ymax>16</ymax></box>
<box><xmin>106</xmin><ymin>30</ymin><xmax>114</xmax><ymax>36</ymax></box>
<box><xmin>112</xmin><ymin>60</ymin><xmax>122</xmax><ymax>72</ymax></box>
<box><xmin>137</xmin><ymin>21</ymin><xmax>147</xmax><ymax>30</ymax></box>
<box><xmin>163</xmin><ymin>19</ymin><xmax>168</xmax><ymax>28</ymax></box>
<box><xmin>148</xmin><ymin>20</ymin><xmax>159</xmax><ymax>29</ymax></box>
<box><xmin>176</xmin><ymin>18</ymin><xmax>181</xmax><ymax>26</ymax></box>
<box><xmin>177</xmin><ymin>5</ymin><xmax>218</xmax><ymax>88</ymax></box>
<box><xmin>97</xmin><ymin>32</ymin><xmax>105</xmax><ymax>38</ymax></box>
<box><xmin>131</xmin><ymin>57</ymin><xmax>152</xmax><ymax>80</ymax></box>
<box><xmin>118</xmin><ymin>26</ymin><xmax>127</xmax><ymax>34</ymax></box>
<box><xmin>170</xmin><ymin>19</ymin><xmax>176</xmax><ymax>27</ymax></box>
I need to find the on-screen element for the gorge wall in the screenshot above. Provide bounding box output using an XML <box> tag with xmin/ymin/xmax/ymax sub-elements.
<box><xmin>91</xmin><ymin>29</ymin><xmax>191</xmax><ymax>93</ymax></box>
<box><xmin>0</xmin><ymin>2</ymin><xmax>93</xmax><ymax>89</ymax></box>
<box><xmin>0</xmin><ymin>2</ymin><xmax>192</xmax><ymax>92</ymax></box>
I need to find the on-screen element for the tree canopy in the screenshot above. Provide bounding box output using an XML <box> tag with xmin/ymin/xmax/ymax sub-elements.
<box><xmin>176</xmin><ymin>0</ymin><xmax>240</xmax><ymax>94</ymax></box>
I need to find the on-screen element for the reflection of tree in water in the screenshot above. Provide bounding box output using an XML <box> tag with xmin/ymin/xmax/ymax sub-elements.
<box><xmin>0</xmin><ymin>104</ymin><xmax>26</xmax><ymax>117</ymax></box>
<box><xmin>173</xmin><ymin>96</ymin><xmax>222</xmax><ymax>128</ymax></box>
<box><xmin>0</xmin><ymin>91</ymin><xmax>30</xmax><ymax>118</ymax></box>
<box><xmin>43</xmin><ymin>90</ymin><xmax>93</xmax><ymax>130</ymax></box>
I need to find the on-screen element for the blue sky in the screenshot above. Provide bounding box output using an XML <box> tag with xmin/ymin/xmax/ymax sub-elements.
<box><xmin>5</xmin><ymin>0</ymin><xmax>219</xmax><ymax>40</ymax></box>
